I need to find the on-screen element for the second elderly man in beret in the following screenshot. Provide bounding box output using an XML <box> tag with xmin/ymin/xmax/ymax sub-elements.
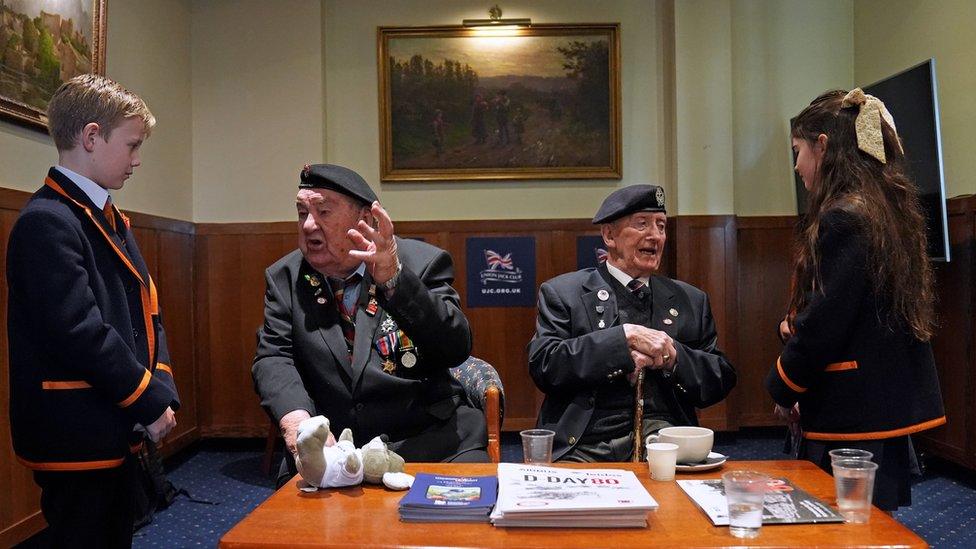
<box><xmin>529</xmin><ymin>185</ymin><xmax>736</xmax><ymax>462</ymax></box>
<box><xmin>253</xmin><ymin>164</ymin><xmax>488</xmax><ymax>487</ymax></box>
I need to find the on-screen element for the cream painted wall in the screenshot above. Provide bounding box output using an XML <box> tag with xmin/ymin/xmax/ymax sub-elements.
<box><xmin>323</xmin><ymin>0</ymin><xmax>670</xmax><ymax>221</ymax></box>
<box><xmin>109</xmin><ymin>0</ymin><xmax>193</xmax><ymax>220</ymax></box>
<box><xmin>191</xmin><ymin>0</ymin><xmax>324</xmax><ymax>223</ymax></box>
<box><xmin>0</xmin><ymin>0</ymin><xmax>193</xmax><ymax>222</ymax></box>
<box><xmin>731</xmin><ymin>0</ymin><xmax>853</xmax><ymax>216</ymax></box>
<box><xmin>674</xmin><ymin>0</ymin><xmax>734</xmax><ymax>215</ymax></box>
<box><xmin>853</xmin><ymin>0</ymin><xmax>975</xmax><ymax>199</ymax></box>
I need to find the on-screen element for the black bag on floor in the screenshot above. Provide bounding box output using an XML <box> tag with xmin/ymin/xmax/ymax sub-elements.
<box><xmin>133</xmin><ymin>437</ymin><xmax>181</xmax><ymax>531</ymax></box>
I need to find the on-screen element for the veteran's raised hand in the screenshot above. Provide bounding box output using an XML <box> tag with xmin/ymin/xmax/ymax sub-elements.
<box><xmin>347</xmin><ymin>201</ymin><xmax>400</xmax><ymax>289</ymax></box>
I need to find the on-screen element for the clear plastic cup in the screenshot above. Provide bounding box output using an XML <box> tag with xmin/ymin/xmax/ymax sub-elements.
<box><xmin>828</xmin><ymin>448</ymin><xmax>874</xmax><ymax>464</ymax></box>
<box><xmin>722</xmin><ymin>470</ymin><xmax>768</xmax><ymax>539</ymax></box>
<box><xmin>832</xmin><ymin>459</ymin><xmax>879</xmax><ymax>523</ymax></box>
<box><xmin>520</xmin><ymin>429</ymin><xmax>555</xmax><ymax>464</ymax></box>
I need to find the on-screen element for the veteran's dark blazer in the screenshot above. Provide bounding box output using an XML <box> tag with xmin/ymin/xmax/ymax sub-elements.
<box><xmin>252</xmin><ymin>238</ymin><xmax>486</xmax><ymax>461</ymax></box>
<box><xmin>528</xmin><ymin>263</ymin><xmax>736</xmax><ymax>461</ymax></box>
<box><xmin>7</xmin><ymin>168</ymin><xmax>179</xmax><ymax>470</ymax></box>
<box><xmin>766</xmin><ymin>208</ymin><xmax>945</xmax><ymax>440</ymax></box>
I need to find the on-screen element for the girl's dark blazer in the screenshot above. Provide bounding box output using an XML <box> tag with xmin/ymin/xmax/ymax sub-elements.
<box><xmin>766</xmin><ymin>208</ymin><xmax>945</xmax><ymax>441</ymax></box>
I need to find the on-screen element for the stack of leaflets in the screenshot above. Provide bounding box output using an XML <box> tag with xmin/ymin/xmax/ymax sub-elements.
<box><xmin>398</xmin><ymin>473</ymin><xmax>497</xmax><ymax>522</ymax></box>
<box><xmin>678</xmin><ymin>478</ymin><xmax>844</xmax><ymax>525</ymax></box>
<box><xmin>490</xmin><ymin>463</ymin><xmax>658</xmax><ymax>528</ymax></box>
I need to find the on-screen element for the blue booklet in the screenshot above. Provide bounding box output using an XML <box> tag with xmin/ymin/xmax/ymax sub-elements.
<box><xmin>398</xmin><ymin>473</ymin><xmax>497</xmax><ymax>522</ymax></box>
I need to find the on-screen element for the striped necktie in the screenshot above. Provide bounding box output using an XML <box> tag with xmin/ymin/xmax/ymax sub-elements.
<box><xmin>332</xmin><ymin>274</ymin><xmax>362</xmax><ymax>355</ymax></box>
<box><xmin>626</xmin><ymin>278</ymin><xmax>648</xmax><ymax>300</ymax></box>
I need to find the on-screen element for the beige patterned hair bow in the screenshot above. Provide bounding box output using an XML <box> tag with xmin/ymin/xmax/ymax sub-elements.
<box><xmin>841</xmin><ymin>88</ymin><xmax>903</xmax><ymax>164</ymax></box>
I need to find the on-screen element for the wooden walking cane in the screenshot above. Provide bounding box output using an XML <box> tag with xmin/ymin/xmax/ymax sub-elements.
<box><xmin>632</xmin><ymin>368</ymin><xmax>645</xmax><ymax>462</ymax></box>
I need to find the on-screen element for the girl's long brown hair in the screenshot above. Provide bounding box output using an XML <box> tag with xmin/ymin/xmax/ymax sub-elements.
<box><xmin>788</xmin><ymin>90</ymin><xmax>935</xmax><ymax>341</ymax></box>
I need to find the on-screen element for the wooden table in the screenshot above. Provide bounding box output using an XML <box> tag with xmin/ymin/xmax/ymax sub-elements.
<box><xmin>219</xmin><ymin>460</ymin><xmax>927</xmax><ymax>548</ymax></box>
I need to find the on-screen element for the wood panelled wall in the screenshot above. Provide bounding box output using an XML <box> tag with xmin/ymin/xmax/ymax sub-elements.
<box><xmin>3</xmin><ymin>189</ymin><xmax>976</xmax><ymax>544</ymax></box>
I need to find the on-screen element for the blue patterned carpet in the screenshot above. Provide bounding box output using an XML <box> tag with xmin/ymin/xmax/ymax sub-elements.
<box><xmin>17</xmin><ymin>430</ymin><xmax>976</xmax><ymax>548</ymax></box>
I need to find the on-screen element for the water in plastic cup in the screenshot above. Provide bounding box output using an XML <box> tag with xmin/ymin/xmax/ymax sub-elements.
<box><xmin>520</xmin><ymin>429</ymin><xmax>555</xmax><ymax>464</ymax></box>
<box><xmin>828</xmin><ymin>448</ymin><xmax>874</xmax><ymax>464</ymax></box>
<box><xmin>832</xmin><ymin>459</ymin><xmax>878</xmax><ymax>523</ymax></box>
<box><xmin>722</xmin><ymin>471</ymin><xmax>768</xmax><ymax>539</ymax></box>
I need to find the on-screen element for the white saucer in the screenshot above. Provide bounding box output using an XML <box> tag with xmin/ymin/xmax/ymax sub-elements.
<box><xmin>675</xmin><ymin>452</ymin><xmax>727</xmax><ymax>472</ymax></box>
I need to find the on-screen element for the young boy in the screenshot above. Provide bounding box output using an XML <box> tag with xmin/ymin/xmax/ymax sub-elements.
<box><xmin>6</xmin><ymin>74</ymin><xmax>179</xmax><ymax>547</ymax></box>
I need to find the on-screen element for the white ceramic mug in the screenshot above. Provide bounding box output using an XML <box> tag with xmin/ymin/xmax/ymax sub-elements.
<box><xmin>645</xmin><ymin>426</ymin><xmax>713</xmax><ymax>464</ymax></box>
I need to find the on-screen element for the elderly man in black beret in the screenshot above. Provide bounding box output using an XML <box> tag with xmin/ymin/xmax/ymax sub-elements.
<box><xmin>528</xmin><ymin>184</ymin><xmax>736</xmax><ymax>462</ymax></box>
<box><xmin>253</xmin><ymin>164</ymin><xmax>488</xmax><ymax>487</ymax></box>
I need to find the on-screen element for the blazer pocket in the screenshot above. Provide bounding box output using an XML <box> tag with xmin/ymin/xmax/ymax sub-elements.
<box><xmin>824</xmin><ymin>361</ymin><xmax>858</xmax><ymax>372</ymax></box>
<box><xmin>41</xmin><ymin>380</ymin><xmax>92</xmax><ymax>389</ymax></box>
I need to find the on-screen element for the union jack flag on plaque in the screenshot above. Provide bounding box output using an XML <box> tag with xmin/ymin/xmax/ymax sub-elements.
<box><xmin>484</xmin><ymin>250</ymin><xmax>514</xmax><ymax>271</ymax></box>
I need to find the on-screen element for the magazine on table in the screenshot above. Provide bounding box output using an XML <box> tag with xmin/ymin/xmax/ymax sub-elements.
<box><xmin>490</xmin><ymin>463</ymin><xmax>657</xmax><ymax>528</ymax></box>
<box><xmin>678</xmin><ymin>477</ymin><xmax>844</xmax><ymax>526</ymax></box>
<box><xmin>398</xmin><ymin>473</ymin><xmax>497</xmax><ymax>522</ymax></box>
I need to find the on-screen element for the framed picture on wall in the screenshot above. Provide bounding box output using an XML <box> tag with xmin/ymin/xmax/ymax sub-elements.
<box><xmin>377</xmin><ymin>23</ymin><xmax>621</xmax><ymax>182</ymax></box>
<box><xmin>0</xmin><ymin>0</ymin><xmax>107</xmax><ymax>130</ymax></box>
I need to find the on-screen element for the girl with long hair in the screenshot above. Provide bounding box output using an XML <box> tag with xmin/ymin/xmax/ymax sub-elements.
<box><xmin>766</xmin><ymin>89</ymin><xmax>946</xmax><ymax>511</ymax></box>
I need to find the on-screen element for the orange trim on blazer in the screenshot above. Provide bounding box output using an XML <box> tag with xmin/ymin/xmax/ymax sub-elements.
<box><xmin>825</xmin><ymin>361</ymin><xmax>858</xmax><ymax>372</ymax></box>
<box><xmin>776</xmin><ymin>356</ymin><xmax>807</xmax><ymax>393</ymax></box>
<box><xmin>17</xmin><ymin>456</ymin><xmax>125</xmax><ymax>471</ymax></box>
<box><xmin>119</xmin><ymin>369</ymin><xmax>152</xmax><ymax>408</ymax></box>
<box><xmin>41</xmin><ymin>380</ymin><xmax>92</xmax><ymax>390</ymax></box>
<box><xmin>45</xmin><ymin>177</ymin><xmax>159</xmax><ymax>389</ymax></box>
<box><xmin>805</xmin><ymin>416</ymin><xmax>947</xmax><ymax>441</ymax></box>
<box><xmin>155</xmin><ymin>363</ymin><xmax>173</xmax><ymax>376</ymax></box>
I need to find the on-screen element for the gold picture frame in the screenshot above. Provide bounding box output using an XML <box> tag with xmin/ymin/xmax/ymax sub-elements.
<box><xmin>0</xmin><ymin>0</ymin><xmax>107</xmax><ymax>130</ymax></box>
<box><xmin>378</xmin><ymin>23</ymin><xmax>621</xmax><ymax>182</ymax></box>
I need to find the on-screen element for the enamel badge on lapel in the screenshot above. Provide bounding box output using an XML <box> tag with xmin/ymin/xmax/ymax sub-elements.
<box><xmin>316</xmin><ymin>297</ymin><xmax>326</xmax><ymax>304</ymax></box>
<box><xmin>597</xmin><ymin>289</ymin><xmax>610</xmax><ymax>301</ymax></box>
<box><xmin>366</xmin><ymin>285</ymin><xmax>379</xmax><ymax>316</ymax></box>
<box><xmin>670</xmin><ymin>308</ymin><xmax>679</xmax><ymax>317</ymax></box>
<box><xmin>598</xmin><ymin>319</ymin><xmax>606</xmax><ymax>329</ymax></box>
<box><xmin>663</xmin><ymin>318</ymin><xmax>673</xmax><ymax>325</ymax></box>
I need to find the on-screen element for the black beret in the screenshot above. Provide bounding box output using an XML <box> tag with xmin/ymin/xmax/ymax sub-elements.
<box><xmin>592</xmin><ymin>184</ymin><xmax>667</xmax><ymax>224</ymax></box>
<box><xmin>299</xmin><ymin>164</ymin><xmax>377</xmax><ymax>206</ymax></box>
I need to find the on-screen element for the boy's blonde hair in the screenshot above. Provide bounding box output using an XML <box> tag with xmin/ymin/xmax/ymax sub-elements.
<box><xmin>46</xmin><ymin>74</ymin><xmax>156</xmax><ymax>151</ymax></box>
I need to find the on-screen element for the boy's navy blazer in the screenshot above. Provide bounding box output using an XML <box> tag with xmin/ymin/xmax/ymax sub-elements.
<box><xmin>7</xmin><ymin>168</ymin><xmax>179</xmax><ymax>470</ymax></box>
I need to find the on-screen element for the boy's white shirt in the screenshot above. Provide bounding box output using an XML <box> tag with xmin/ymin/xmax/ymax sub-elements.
<box><xmin>54</xmin><ymin>165</ymin><xmax>110</xmax><ymax>209</ymax></box>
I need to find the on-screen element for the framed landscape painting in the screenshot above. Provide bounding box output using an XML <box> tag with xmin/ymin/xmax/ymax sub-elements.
<box><xmin>378</xmin><ymin>24</ymin><xmax>621</xmax><ymax>182</ymax></box>
<box><xmin>0</xmin><ymin>0</ymin><xmax>106</xmax><ymax>129</ymax></box>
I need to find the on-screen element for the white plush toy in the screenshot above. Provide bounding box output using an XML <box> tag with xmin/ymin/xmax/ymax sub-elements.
<box><xmin>294</xmin><ymin>415</ymin><xmax>414</xmax><ymax>491</ymax></box>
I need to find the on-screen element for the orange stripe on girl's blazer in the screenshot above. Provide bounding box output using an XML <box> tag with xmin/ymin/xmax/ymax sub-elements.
<box><xmin>41</xmin><ymin>380</ymin><xmax>92</xmax><ymax>389</ymax></box>
<box><xmin>155</xmin><ymin>363</ymin><xmax>173</xmax><ymax>375</ymax></box>
<box><xmin>18</xmin><ymin>456</ymin><xmax>125</xmax><ymax>471</ymax></box>
<box><xmin>805</xmin><ymin>416</ymin><xmax>947</xmax><ymax>441</ymax></box>
<box><xmin>824</xmin><ymin>361</ymin><xmax>858</xmax><ymax>372</ymax></box>
<box><xmin>776</xmin><ymin>357</ymin><xmax>807</xmax><ymax>393</ymax></box>
<box><xmin>119</xmin><ymin>369</ymin><xmax>152</xmax><ymax>408</ymax></box>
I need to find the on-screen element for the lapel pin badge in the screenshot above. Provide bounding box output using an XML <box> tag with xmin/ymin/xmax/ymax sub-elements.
<box><xmin>663</xmin><ymin>318</ymin><xmax>673</xmax><ymax>325</ymax></box>
<box><xmin>597</xmin><ymin>289</ymin><xmax>610</xmax><ymax>301</ymax></box>
<box><xmin>598</xmin><ymin>319</ymin><xmax>606</xmax><ymax>329</ymax></box>
<box><xmin>669</xmin><ymin>308</ymin><xmax>679</xmax><ymax>317</ymax></box>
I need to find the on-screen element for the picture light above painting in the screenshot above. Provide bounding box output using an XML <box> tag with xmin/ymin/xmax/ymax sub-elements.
<box><xmin>377</xmin><ymin>23</ymin><xmax>621</xmax><ymax>182</ymax></box>
<box><xmin>0</xmin><ymin>0</ymin><xmax>106</xmax><ymax>130</ymax></box>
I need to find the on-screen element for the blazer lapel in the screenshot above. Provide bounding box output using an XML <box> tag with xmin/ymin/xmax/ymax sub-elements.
<box><xmin>300</xmin><ymin>262</ymin><xmax>353</xmax><ymax>380</ymax></box>
<box><xmin>44</xmin><ymin>170</ymin><xmax>145</xmax><ymax>287</ymax></box>
<box><xmin>581</xmin><ymin>266</ymin><xmax>618</xmax><ymax>331</ymax></box>
<box><xmin>649</xmin><ymin>276</ymin><xmax>679</xmax><ymax>337</ymax></box>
